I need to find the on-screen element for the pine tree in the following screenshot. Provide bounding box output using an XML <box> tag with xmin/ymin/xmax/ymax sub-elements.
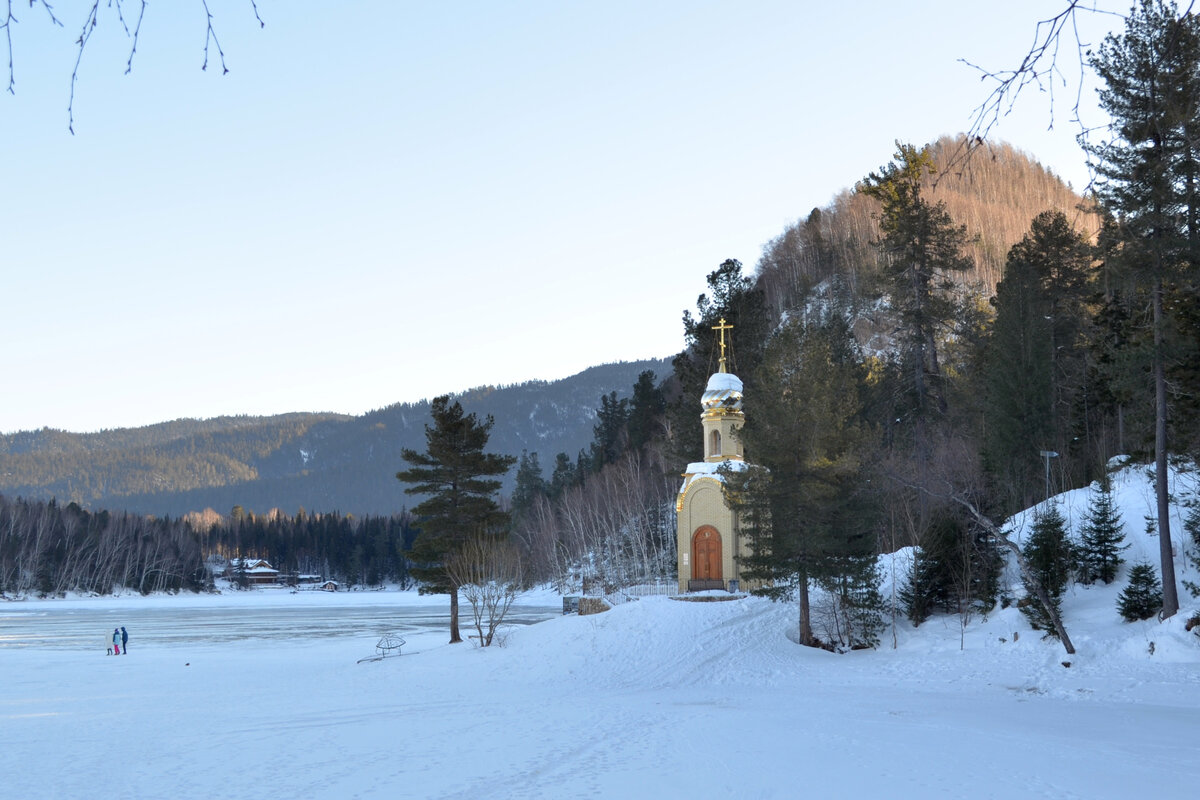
<box><xmin>1118</xmin><ymin>562</ymin><xmax>1163</xmax><ymax>621</ymax></box>
<box><xmin>1078</xmin><ymin>477</ymin><xmax>1128</xmax><ymax>584</ymax></box>
<box><xmin>1085</xmin><ymin>0</ymin><xmax>1200</xmax><ymax>618</ymax></box>
<box><xmin>858</xmin><ymin>143</ymin><xmax>973</xmax><ymax>442</ymax></box>
<box><xmin>1020</xmin><ymin>505</ymin><xmax>1073</xmax><ymax>636</ymax></box>
<box><xmin>396</xmin><ymin>396</ymin><xmax>516</xmax><ymax>644</ymax></box>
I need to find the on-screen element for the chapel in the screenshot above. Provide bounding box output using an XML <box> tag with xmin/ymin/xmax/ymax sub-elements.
<box><xmin>675</xmin><ymin>319</ymin><xmax>757</xmax><ymax>593</ymax></box>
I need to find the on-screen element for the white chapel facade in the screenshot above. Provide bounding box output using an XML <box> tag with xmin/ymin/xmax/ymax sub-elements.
<box><xmin>675</xmin><ymin>320</ymin><xmax>757</xmax><ymax>593</ymax></box>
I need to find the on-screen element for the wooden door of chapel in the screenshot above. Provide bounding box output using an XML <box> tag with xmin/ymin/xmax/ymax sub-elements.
<box><xmin>692</xmin><ymin>526</ymin><xmax>722</xmax><ymax>581</ymax></box>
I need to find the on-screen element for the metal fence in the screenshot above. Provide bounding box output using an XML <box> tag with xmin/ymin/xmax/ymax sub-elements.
<box><xmin>603</xmin><ymin>580</ymin><xmax>679</xmax><ymax>606</ymax></box>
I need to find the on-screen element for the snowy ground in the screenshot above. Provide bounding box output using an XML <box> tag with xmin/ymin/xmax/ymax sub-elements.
<box><xmin>3</xmin><ymin>464</ymin><xmax>1200</xmax><ymax>799</ymax></box>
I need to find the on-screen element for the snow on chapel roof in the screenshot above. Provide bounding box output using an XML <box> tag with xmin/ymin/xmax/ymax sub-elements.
<box><xmin>702</xmin><ymin>370</ymin><xmax>744</xmax><ymax>414</ymax></box>
<box><xmin>705</xmin><ymin>372</ymin><xmax>743</xmax><ymax>393</ymax></box>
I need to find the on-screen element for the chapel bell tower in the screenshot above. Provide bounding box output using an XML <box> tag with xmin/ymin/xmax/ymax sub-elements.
<box><xmin>675</xmin><ymin>319</ymin><xmax>753</xmax><ymax>593</ymax></box>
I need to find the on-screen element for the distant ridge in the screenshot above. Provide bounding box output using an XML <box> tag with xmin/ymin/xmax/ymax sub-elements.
<box><xmin>0</xmin><ymin>358</ymin><xmax>671</xmax><ymax>517</ymax></box>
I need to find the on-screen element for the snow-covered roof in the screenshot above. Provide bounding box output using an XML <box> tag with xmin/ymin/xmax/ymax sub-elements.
<box><xmin>678</xmin><ymin>459</ymin><xmax>749</xmax><ymax>497</ymax></box>
<box><xmin>228</xmin><ymin>558</ymin><xmax>278</xmax><ymax>574</ymax></box>
<box><xmin>702</xmin><ymin>371</ymin><xmax>744</xmax><ymax>413</ymax></box>
<box><xmin>684</xmin><ymin>459</ymin><xmax>748</xmax><ymax>476</ymax></box>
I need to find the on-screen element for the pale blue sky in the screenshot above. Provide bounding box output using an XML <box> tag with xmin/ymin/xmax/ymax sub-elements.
<box><xmin>2</xmin><ymin>1</ymin><xmax>1117</xmax><ymax>433</ymax></box>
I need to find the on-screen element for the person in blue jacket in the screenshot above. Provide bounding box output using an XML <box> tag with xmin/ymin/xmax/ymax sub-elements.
<box><xmin>112</xmin><ymin>628</ymin><xmax>121</xmax><ymax>656</ymax></box>
<box><xmin>120</xmin><ymin>627</ymin><xmax>128</xmax><ymax>654</ymax></box>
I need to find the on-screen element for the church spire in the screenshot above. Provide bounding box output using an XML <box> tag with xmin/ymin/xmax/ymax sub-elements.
<box><xmin>712</xmin><ymin>318</ymin><xmax>733</xmax><ymax>373</ymax></box>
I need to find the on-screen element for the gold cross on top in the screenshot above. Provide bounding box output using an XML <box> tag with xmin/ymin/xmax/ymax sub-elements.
<box><xmin>712</xmin><ymin>318</ymin><xmax>733</xmax><ymax>373</ymax></box>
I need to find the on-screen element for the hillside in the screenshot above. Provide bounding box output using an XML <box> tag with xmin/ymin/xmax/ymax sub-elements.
<box><xmin>756</xmin><ymin>135</ymin><xmax>1101</xmax><ymax>318</ymax></box>
<box><xmin>0</xmin><ymin>359</ymin><xmax>670</xmax><ymax>517</ymax></box>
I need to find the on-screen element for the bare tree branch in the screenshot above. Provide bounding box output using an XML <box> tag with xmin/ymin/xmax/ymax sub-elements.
<box><xmin>5</xmin><ymin>1</ymin><xmax>263</xmax><ymax>132</ymax></box>
<box><xmin>68</xmin><ymin>1</ymin><xmax>100</xmax><ymax>135</ymax></box>
<box><xmin>4</xmin><ymin>1</ymin><xmax>64</xmax><ymax>95</ymax></box>
<box><xmin>963</xmin><ymin>2</ymin><xmax>1098</xmax><ymax>142</ymax></box>
<box><xmin>943</xmin><ymin>3</ymin><xmax>1127</xmax><ymax>185</ymax></box>
<box><xmin>201</xmin><ymin>0</ymin><xmax>227</xmax><ymax>75</ymax></box>
<box><xmin>121</xmin><ymin>0</ymin><xmax>146</xmax><ymax>76</ymax></box>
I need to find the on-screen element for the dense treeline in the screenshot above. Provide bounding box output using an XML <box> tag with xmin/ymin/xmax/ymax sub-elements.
<box><xmin>0</xmin><ymin>493</ymin><xmax>420</xmax><ymax>597</ymax></box>
<box><xmin>201</xmin><ymin>509</ymin><xmax>419</xmax><ymax>589</ymax></box>
<box><xmin>0</xmin><ymin>495</ymin><xmax>209</xmax><ymax>596</ymax></box>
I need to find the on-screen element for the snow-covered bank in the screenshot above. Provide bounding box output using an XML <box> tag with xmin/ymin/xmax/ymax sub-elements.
<box><xmin>4</xmin><ymin>591</ymin><xmax>1198</xmax><ymax>799</ymax></box>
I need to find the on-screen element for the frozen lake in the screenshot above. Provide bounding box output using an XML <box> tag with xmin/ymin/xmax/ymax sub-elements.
<box><xmin>0</xmin><ymin>590</ymin><xmax>562</xmax><ymax>651</ymax></box>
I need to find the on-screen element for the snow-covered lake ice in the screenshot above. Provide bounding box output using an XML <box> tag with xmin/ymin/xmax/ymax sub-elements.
<box><xmin>0</xmin><ymin>591</ymin><xmax>560</xmax><ymax>651</ymax></box>
<box><xmin>4</xmin><ymin>584</ymin><xmax>1199</xmax><ymax>799</ymax></box>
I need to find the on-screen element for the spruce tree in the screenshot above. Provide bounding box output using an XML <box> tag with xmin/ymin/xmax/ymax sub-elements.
<box><xmin>547</xmin><ymin>452</ymin><xmax>577</xmax><ymax>500</ymax></box>
<box><xmin>981</xmin><ymin>211</ymin><xmax>1094</xmax><ymax>512</ymax></box>
<box><xmin>1118</xmin><ymin>562</ymin><xmax>1163</xmax><ymax>621</ymax></box>
<box><xmin>819</xmin><ymin>556</ymin><xmax>886</xmax><ymax>649</ymax></box>
<box><xmin>1020</xmin><ymin>505</ymin><xmax>1073</xmax><ymax>636</ymax></box>
<box><xmin>590</xmin><ymin>391</ymin><xmax>630</xmax><ymax>469</ymax></box>
<box><xmin>627</xmin><ymin>370</ymin><xmax>665</xmax><ymax>454</ymax></box>
<box><xmin>899</xmin><ymin>544</ymin><xmax>944</xmax><ymax>627</ymax></box>
<box><xmin>720</xmin><ymin>318</ymin><xmax>879</xmax><ymax>648</ymax></box>
<box><xmin>900</xmin><ymin>514</ymin><xmax>958</xmax><ymax>626</ymax></box>
<box><xmin>397</xmin><ymin>396</ymin><xmax>516</xmax><ymax>644</ymax></box>
<box><xmin>900</xmin><ymin>511</ymin><xmax>1002</xmax><ymax>626</ymax></box>
<box><xmin>1078</xmin><ymin>477</ymin><xmax>1128</xmax><ymax>584</ymax></box>
<box><xmin>509</xmin><ymin>451</ymin><xmax>547</xmax><ymax>530</ymax></box>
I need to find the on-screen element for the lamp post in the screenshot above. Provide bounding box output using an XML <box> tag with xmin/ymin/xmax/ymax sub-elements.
<box><xmin>1039</xmin><ymin>450</ymin><xmax>1059</xmax><ymax>502</ymax></box>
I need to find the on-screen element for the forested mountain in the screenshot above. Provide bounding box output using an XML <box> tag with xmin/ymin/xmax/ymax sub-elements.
<box><xmin>0</xmin><ymin>359</ymin><xmax>670</xmax><ymax>517</ymax></box>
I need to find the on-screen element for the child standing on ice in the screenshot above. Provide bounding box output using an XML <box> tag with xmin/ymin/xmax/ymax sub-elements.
<box><xmin>112</xmin><ymin>628</ymin><xmax>121</xmax><ymax>656</ymax></box>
